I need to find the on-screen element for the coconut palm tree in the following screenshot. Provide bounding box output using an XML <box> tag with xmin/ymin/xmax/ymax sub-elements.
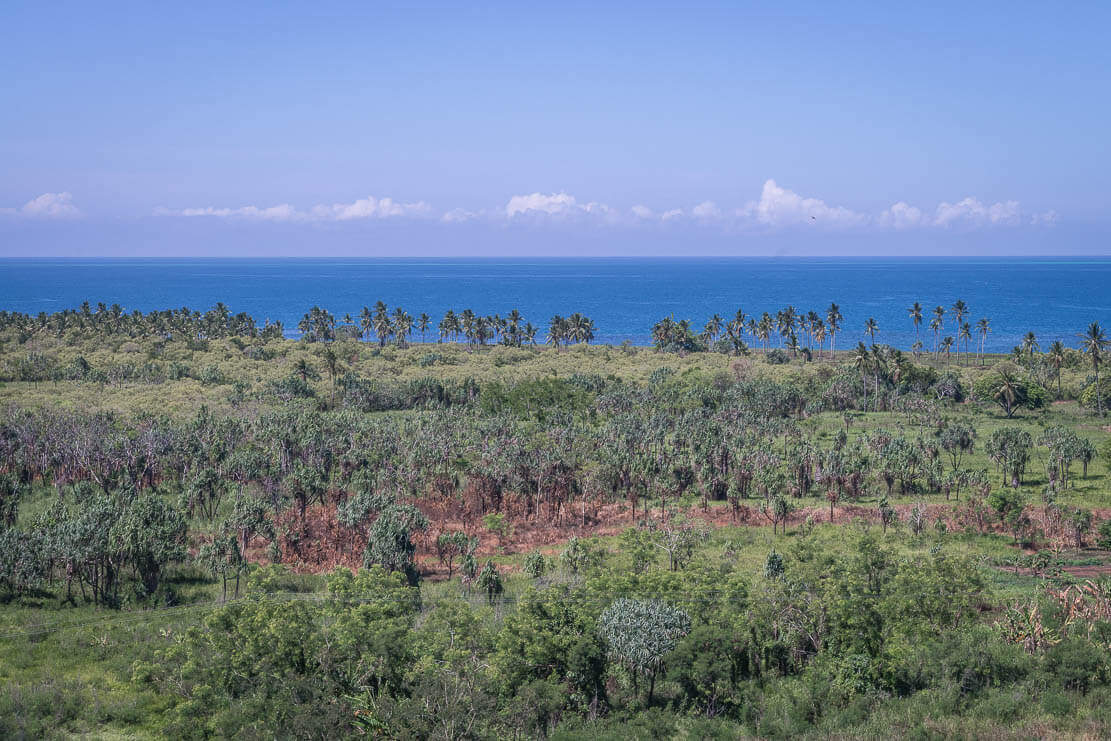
<box><xmin>727</xmin><ymin>309</ymin><xmax>747</xmax><ymax>347</ymax></box>
<box><xmin>826</xmin><ymin>303</ymin><xmax>843</xmax><ymax>358</ymax></box>
<box><xmin>704</xmin><ymin>314</ymin><xmax>724</xmax><ymax>344</ymax></box>
<box><xmin>951</xmin><ymin>299</ymin><xmax>968</xmax><ymax>353</ymax></box>
<box><xmin>506</xmin><ymin>309</ymin><xmax>523</xmax><ymax>346</ymax></box>
<box><xmin>908</xmin><ymin>302</ymin><xmax>923</xmax><ymax>346</ymax></box>
<box><xmin>1048</xmin><ymin>340</ymin><xmax>1066</xmax><ymax>399</ymax></box>
<box><xmin>1078</xmin><ymin>322</ymin><xmax>1109</xmax><ymax>417</ymax></box>
<box><xmin>864</xmin><ymin>317</ymin><xmax>878</xmax><ymax>345</ymax></box>
<box><xmin>568</xmin><ymin>313</ymin><xmax>595</xmax><ymax>344</ymax></box>
<box><xmin>976</xmin><ymin>318</ymin><xmax>991</xmax><ymax>365</ymax></box>
<box><xmin>959</xmin><ymin>322</ymin><xmax>973</xmax><ymax>366</ymax></box>
<box><xmin>460</xmin><ymin>309</ymin><xmax>476</xmax><ymax>344</ymax></box>
<box><xmin>548</xmin><ymin>315</ymin><xmax>568</xmax><ymax>348</ymax></box>
<box><xmin>372</xmin><ymin>301</ymin><xmax>391</xmax><ymax>347</ymax></box>
<box><xmin>1022</xmin><ymin>332</ymin><xmax>1039</xmax><ymax>360</ymax></box>
<box><xmin>417</xmin><ymin>313</ymin><xmax>431</xmax><ymax>343</ymax></box>
<box><xmin>852</xmin><ymin>342</ymin><xmax>871</xmax><ymax>412</ymax></box>
<box><xmin>941</xmin><ymin>336</ymin><xmax>955</xmax><ymax>371</ymax></box>
<box><xmin>438</xmin><ymin>310</ymin><xmax>456</xmax><ymax>343</ymax></box>
<box><xmin>870</xmin><ymin>344</ymin><xmax>887</xmax><ymax>411</ymax></box>
<box><xmin>932</xmin><ymin>306</ymin><xmax>945</xmax><ymax>355</ymax></box>
<box><xmin>776</xmin><ymin>306</ymin><xmax>798</xmax><ymax>351</ymax></box>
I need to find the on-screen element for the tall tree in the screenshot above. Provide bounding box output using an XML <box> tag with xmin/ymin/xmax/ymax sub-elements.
<box><xmin>976</xmin><ymin>317</ymin><xmax>991</xmax><ymax>366</ymax></box>
<box><xmin>1048</xmin><ymin>340</ymin><xmax>1066</xmax><ymax>400</ymax></box>
<box><xmin>1078</xmin><ymin>322</ymin><xmax>1109</xmax><ymax>417</ymax></box>
<box><xmin>864</xmin><ymin>317</ymin><xmax>878</xmax><ymax>345</ymax></box>
<box><xmin>826</xmin><ymin>303</ymin><xmax>843</xmax><ymax>359</ymax></box>
<box><xmin>1022</xmin><ymin>331</ymin><xmax>1039</xmax><ymax>360</ymax></box>
<box><xmin>908</xmin><ymin>302</ymin><xmax>923</xmax><ymax>347</ymax></box>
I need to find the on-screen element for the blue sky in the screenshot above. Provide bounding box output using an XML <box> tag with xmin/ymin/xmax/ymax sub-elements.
<box><xmin>2</xmin><ymin>1</ymin><xmax>1109</xmax><ymax>256</ymax></box>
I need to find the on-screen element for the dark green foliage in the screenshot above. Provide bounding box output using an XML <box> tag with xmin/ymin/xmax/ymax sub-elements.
<box><xmin>973</xmin><ymin>370</ymin><xmax>1047</xmax><ymax>417</ymax></box>
<box><xmin>479</xmin><ymin>377</ymin><xmax>593</xmax><ymax>420</ymax></box>
<box><xmin>598</xmin><ymin>597</ymin><xmax>691</xmax><ymax>703</ymax></box>
<box><xmin>363</xmin><ymin>504</ymin><xmax>430</xmax><ymax>585</ymax></box>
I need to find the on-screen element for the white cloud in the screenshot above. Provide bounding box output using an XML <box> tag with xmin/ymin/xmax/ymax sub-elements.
<box><xmin>505</xmin><ymin>192</ymin><xmax>580</xmax><ymax>218</ymax></box>
<box><xmin>1031</xmin><ymin>210</ymin><xmax>1058</xmax><ymax>226</ymax></box>
<box><xmin>504</xmin><ymin>192</ymin><xmax>620</xmax><ymax>223</ymax></box>
<box><xmin>743</xmin><ymin>179</ymin><xmax>866</xmax><ymax>228</ymax></box>
<box><xmin>179</xmin><ymin>204</ymin><xmax>300</xmax><ymax>221</ymax></box>
<box><xmin>692</xmin><ymin>201</ymin><xmax>721</xmax><ymax>219</ymax></box>
<box><xmin>160</xmin><ymin>196</ymin><xmax>431</xmax><ymax>222</ymax></box>
<box><xmin>441</xmin><ymin>207</ymin><xmax>480</xmax><ymax>223</ymax></box>
<box><xmin>934</xmin><ymin>197</ymin><xmax>1020</xmax><ymax>227</ymax></box>
<box><xmin>877</xmin><ymin>201</ymin><xmax>927</xmax><ymax>230</ymax></box>
<box><xmin>152</xmin><ymin>183</ymin><xmax>1055</xmax><ymax>233</ymax></box>
<box><xmin>1</xmin><ymin>192</ymin><xmax>81</xmax><ymax>219</ymax></box>
<box><xmin>311</xmin><ymin>196</ymin><xmax>430</xmax><ymax>221</ymax></box>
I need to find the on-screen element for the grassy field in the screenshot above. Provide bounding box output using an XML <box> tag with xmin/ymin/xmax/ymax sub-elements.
<box><xmin>2</xmin><ymin>332</ymin><xmax>1111</xmax><ymax>738</ymax></box>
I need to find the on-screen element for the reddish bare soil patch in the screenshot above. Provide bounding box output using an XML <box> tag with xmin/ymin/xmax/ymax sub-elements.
<box><xmin>241</xmin><ymin>494</ymin><xmax>1111</xmax><ymax>578</ymax></box>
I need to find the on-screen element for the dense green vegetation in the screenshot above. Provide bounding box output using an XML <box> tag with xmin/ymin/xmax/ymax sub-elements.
<box><xmin>1</xmin><ymin>302</ymin><xmax>1110</xmax><ymax>738</ymax></box>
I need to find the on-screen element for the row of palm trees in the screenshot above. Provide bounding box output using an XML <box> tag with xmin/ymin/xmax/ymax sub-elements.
<box><xmin>905</xmin><ymin>300</ymin><xmax>989</xmax><ymax>366</ymax></box>
<box><xmin>299</xmin><ymin>303</ymin><xmax>595</xmax><ymax>349</ymax></box>
<box><xmin>697</xmin><ymin>304</ymin><xmax>847</xmax><ymax>357</ymax></box>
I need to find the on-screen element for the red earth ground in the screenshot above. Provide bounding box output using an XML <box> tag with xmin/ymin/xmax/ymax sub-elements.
<box><xmin>235</xmin><ymin>494</ymin><xmax>1111</xmax><ymax>581</ymax></box>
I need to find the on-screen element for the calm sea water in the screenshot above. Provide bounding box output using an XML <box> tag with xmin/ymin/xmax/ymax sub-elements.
<box><xmin>2</xmin><ymin>258</ymin><xmax>1109</xmax><ymax>352</ymax></box>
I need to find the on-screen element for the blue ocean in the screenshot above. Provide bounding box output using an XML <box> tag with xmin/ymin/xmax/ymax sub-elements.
<box><xmin>1</xmin><ymin>258</ymin><xmax>1109</xmax><ymax>352</ymax></box>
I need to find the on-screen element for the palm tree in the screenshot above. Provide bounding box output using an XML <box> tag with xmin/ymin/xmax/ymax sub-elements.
<box><xmin>976</xmin><ymin>318</ymin><xmax>991</xmax><ymax>366</ymax></box>
<box><xmin>1048</xmin><ymin>340</ymin><xmax>1066</xmax><ymax>399</ymax></box>
<box><xmin>372</xmin><ymin>301</ymin><xmax>391</xmax><ymax>347</ymax></box>
<box><xmin>726</xmin><ymin>309</ymin><xmax>747</xmax><ymax>349</ymax></box>
<box><xmin>460</xmin><ymin>309</ymin><xmax>476</xmax><ymax>344</ymax></box>
<box><xmin>951</xmin><ymin>299</ymin><xmax>968</xmax><ymax>362</ymax></box>
<box><xmin>870</xmin><ymin>344</ymin><xmax>887</xmax><ymax>412</ymax></box>
<box><xmin>548</xmin><ymin>315</ymin><xmax>567</xmax><ymax>348</ymax></box>
<box><xmin>568</xmin><ymin>313</ymin><xmax>595</xmax><ymax>344</ymax></box>
<box><xmin>438</xmin><ymin>310</ymin><xmax>456</xmax><ymax>343</ymax></box>
<box><xmin>864</xmin><ymin>317</ymin><xmax>878</xmax><ymax>345</ymax></box>
<box><xmin>417</xmin><ymin>313</ymin><xmax>431</xmax><ymax>343</ymax></box>
<box><xmin>941</xmin><ymin>336</ymin><xmax>955</xmax><ymax>371</ymax></box>
<box><xmin>776</xmin><ymin>306</ymin><xmax>798</xmax><ymax>351</ymax></box>
<box><xmin>852</xmin><ymin>342</ymin><xmax>871</xmax><ymax>412</ymax></box>
<box><xmin>358</xmin><ymin>306</ymin><xmax>373</xmax><ymax>342</ymax></box>
<box><xmin>506</xmin><ymin>309</ymin><xmax>524</xmax><ymax>346</ymax></box>
<box><xmin>993</xmin><ymin>368</ymin><xmax>1022</xmax><ymax>419</ymax></box>
<box><xmin>395</xmin><ymin>310</ymin><xmax>413</xmax><ymax>347</ymax></box>
<box><xmin>959</xmin><ymin>322</ymin><xmax>972</xmax><ymax>367</ymax></box>
<box><xmin>908</xmin><ymin>302</ymin><xmax>923</xmax><ymax>347</ymax></box>
<box><xmin>704</xmin><ymin>314</ymin><xmax>724</xmax><ymax>344</ymax></box>
<box><xmin>1078</xmin><ymin>322</ymin><xmax>1109</xmax><ymax>417</ymax></box>
<box><xmin>929</xmin><ymin>316</ymin><xmax>942</xmax><ymax>358</ymax></box>
<box><xmin>826</xmin><ymin>303</ymin><xmax>843</xmax><ymax>359</ymax></box>
<box><xmin>293</xmin><ymin>357</ymin><xmax>319</xmax><ymax>383</ymax></box>
<box><xmin>932</xmin><ymin>306</ymin><xmax>945</xmax><ymax>356</ymax></box>
<box><xmin>757</xmin><ymin>314</ymin><xmax>773</xmax><ymax>354</ymax></box>
<box><xmin>321</xmin><ymin>346</ymin><xmax>339</xmax><ymax>407</ymax></box>
<box><xmin>911</xmin><ymin>340</ymin><xmax>924</xmax><ymax>359</ymax></box>
<box><xmin>1021</xmin><ymin>332</ymin><xmax>1039</xmax><ymax>361</ymax></box>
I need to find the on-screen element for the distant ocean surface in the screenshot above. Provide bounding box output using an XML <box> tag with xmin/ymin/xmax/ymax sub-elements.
<box><xmin>2</xmin><ymin>258</ymin><xmax>1110</xmax><ymax>352</ymax></box>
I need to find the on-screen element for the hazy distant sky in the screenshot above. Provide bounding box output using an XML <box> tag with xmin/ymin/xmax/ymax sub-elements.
<box><xmin>2</xmin><ymin>1</ymin><xmax>1109</xmax><ymax>256</ymax></box>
